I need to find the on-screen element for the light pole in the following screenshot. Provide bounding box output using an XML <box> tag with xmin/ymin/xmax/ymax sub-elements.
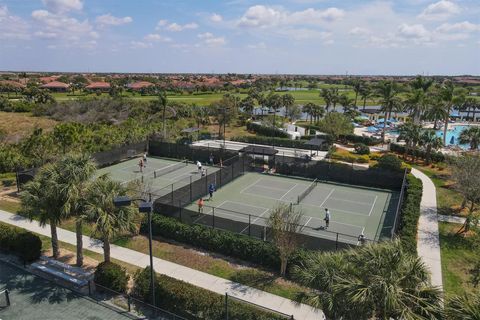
<box><xmin>113</xmin><ymin>196</ymin><xmax>155</xmax><ymax>308</ymax></box>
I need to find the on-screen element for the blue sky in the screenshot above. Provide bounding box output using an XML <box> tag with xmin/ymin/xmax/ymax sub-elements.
<box><xmin>0</xmin><ymin>0</ymin><xmax>478</xmax><ymax>75</ymax></box>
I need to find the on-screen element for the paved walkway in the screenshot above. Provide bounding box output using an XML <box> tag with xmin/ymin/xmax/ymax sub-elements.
<box><xmin>411</xmin><ymin>168</ymin><xmax>443</xmax><ymax>290</ymax></box>
<box><xmin>0</xmin><ymin>209</ymin><xmax>324</xmax><ymax>320</ymax></box>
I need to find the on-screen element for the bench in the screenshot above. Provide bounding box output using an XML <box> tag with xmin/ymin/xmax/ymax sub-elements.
<box><xmin>31</xmin><ymin>263</ymin><xmax>88</xmax><ymax>287</ymax></box>
<box><xmin>39</xmin><ymin>256</ymin><xmax>94</xmax><ymax>280</ymax></box>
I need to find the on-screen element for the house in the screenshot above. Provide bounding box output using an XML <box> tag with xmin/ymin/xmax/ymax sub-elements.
<box><xmin>0</xmin><ymin>80</ymin><xmax>26</xmax><ymax>91</ymax></box>
<box><xmin>127</xmin><ymin>81</ymin><xmax>155</xmax><ymax>91</ymax></box>
<box><xmin>85</xmin><ymin>82</ymin><xmax>111</xmax><ymax>92</ymax></box>
<box><xmin>39</xmin><ymin>76</ymin><xmax>60</xmax><ymax>84</ymax></box>
<box><xmin>40</xmin><ymin>81</ymin><xmax>70</xmax><ymax>92</ymax></box>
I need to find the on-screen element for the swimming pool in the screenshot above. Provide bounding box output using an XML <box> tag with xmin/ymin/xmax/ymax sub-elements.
<box><xmin>436</xmin><ymin>125</ymin><xmax>478</xmax><ymax>149</ymax></box>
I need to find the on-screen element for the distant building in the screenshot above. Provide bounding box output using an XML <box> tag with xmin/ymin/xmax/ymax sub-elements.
<box><xmin>127</xmin><ymin>81</ymin><xmax>155</xmax><ymax>91</ymax></box>
<box><xmin>40</xmin><ymin>81</ymin><xmax>70</xmax><ymax>92</ymax></box>
<box><xmin>85</xmin><ymin>82</ymin><xmax>111</xmax><ymax>92</ymax></box>
<box><xmin>39</xmin><ymin>76</ymin><xmax>60</xmax><ymax>84</ymax></box>
<box><xmin>0</xmin><ymin>80</ymin><xmax>26</xmax><ymax>90</ymax></box>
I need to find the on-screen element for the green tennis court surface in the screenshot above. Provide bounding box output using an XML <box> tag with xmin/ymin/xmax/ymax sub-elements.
<box><xmin>185</xmin><ymin>172</ymin><xmax>398</xmax><ymax>246</ymax></box>
<box><xmin>97</xmin><ymin>156</ymin><xmax>220</xmax><ymax>197</ymax></box>
<box><xmin>0</xmin><ymin>260</ymin><xmax>133</xmax><ymax>320</ymax></box>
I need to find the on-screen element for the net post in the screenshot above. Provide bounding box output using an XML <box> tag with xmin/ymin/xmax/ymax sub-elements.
<box><xmin>212</xmin><ymin>207</ymin><xmax>215</xmax><ymax>229</ymax></box>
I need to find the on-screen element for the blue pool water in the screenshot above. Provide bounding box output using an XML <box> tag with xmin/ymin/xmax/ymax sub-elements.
<box><xmin>436</xmin><ymin>125</ymin><xmax>474</xmax><ymax>149</ymax></box>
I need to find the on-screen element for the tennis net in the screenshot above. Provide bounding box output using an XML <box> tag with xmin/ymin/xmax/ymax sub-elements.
<box><xmin>153</xmin><ymin>160</ymin><xmax>188</xmax><ymax>178</ymax></box>
<box><xmin>297</xmin><ymin>179</ymin><xmax>318</xmax><ymax>204</ymax></box>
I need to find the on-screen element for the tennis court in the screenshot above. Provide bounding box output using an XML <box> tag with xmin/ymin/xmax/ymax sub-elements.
<box><xmin>184</xmin><ymin>172</ymin><xmax>398</xmax><ymax>246</ymax></box>
<box><xmin>0</xmin><ymin>260</ymin><xmax>134</xmax><ymax>320</ymax></box>
<box><xmin>97</xmin><ymin>156</ymin><xmax>220</xmax><ymax>197</ymax></box>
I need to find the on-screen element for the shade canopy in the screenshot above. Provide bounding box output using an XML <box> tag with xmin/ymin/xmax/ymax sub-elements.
<box><xmin>240</xmin><ymin>145</ymin><xmax>278</xmax><ymax>156</ymax></box>
<box><xmin>304</xmin><ymin>137</ymin><xmax>328</xmax><ymax>148</ymax></box>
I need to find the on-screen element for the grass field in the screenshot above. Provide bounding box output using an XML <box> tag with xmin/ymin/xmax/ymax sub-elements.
<box><xmin>0</xmin><ymin>112</ymin><xmax>57</xmax><ymax>143</ymax></box>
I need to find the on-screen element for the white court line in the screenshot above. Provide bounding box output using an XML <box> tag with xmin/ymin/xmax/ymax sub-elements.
<box><xmin>304</xmin><ymin>216</ymin><xmax>363</xmax><ymax>231</ymax></box>
<box><xmin>302</xmin><ymin>216</ymin><xmax>313</xmax><ymax>231</ymax></box>
<box><xmin>193</xmin><ymin>200</ymin><xmax>227</xmax><ymax>224</ymax></box>
<box><xmin>241</xmin><ymin>190</ymin><xmax>285</xmax><ymax>202</ymax></box>
<box><xmin>328</xmin><ymin>197</ymin><xmax>375</xmax><ymax>206</ymax></box>
<box><xmin>224</xmin><ymin>200</ymin><xmax>270</xmax><ymax>212</ymax></box>
<box><xmin>368</xmin><ymin>196</ymin><xmax>378</xmax><ymax>217</ymax></box>
<box><xmin>254</xmin><ymin>184</ymin><xmax>293</xmax><ymax>192</ymax></box>
<box><xmin>319</xmin><ymin>188</ymin><xmax>335</xmax><ymax>207</ymax></box>
<box><xmin>240</xmin><ymin>208</ymin><xmax>271</xmax><ymax>234</ymax></box>
<box><xmin>301</xmin><ymin>202</ymin><xmax>371</xmax><ymax>217</ymax></box>
<box><xmin>279</xmin><ymin>183</ymin><xmax>298</xmax><ymax>201</ymax></box>
<box><xmin>239</xmin><ymin>178</ymin><xmax>264</xmax><ymax>194</ymax></box>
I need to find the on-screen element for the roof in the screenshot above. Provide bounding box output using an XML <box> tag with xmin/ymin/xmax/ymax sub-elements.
<box><xmin>40</xmin><ymin>81</ymin><xmax>69</xmax><ymax>89</ymax></box>
<box><xmin>39</xmin><ymin>76</ymin><xmax>59</xmax><ymax>83</ymax></box>
<box><xmin>128</xmin><ymin>81</ymin><xmax>154</xmax><ymax>89</ymax></box>
<box><xmin>85</xmin><ymin>82</ymin><xmax>110</xmax><ymax>89</ymax></box>
<box><xmin>0</xmin><ymin>80</ymin><xmax>26</xmax><ymax>88</ymax></box>
<box><xmin>304</xmin><ymin>137</ymin><xmax>328</xmax><ymax>147</ymax></box>
<box><xmin>240</xmin><ymin>145</ymin><xmax>278</xmax><ymax>156</ymax></box>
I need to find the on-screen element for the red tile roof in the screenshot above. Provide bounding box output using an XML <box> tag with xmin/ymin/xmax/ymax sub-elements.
<box><xmin>0</xmin><ymin>80</ymin><xmax>26</xmax><ymax>88</ymax></box>
<box><xmin>40</xmin><ymin>81</ymin><xmax>69</xmax><ymax>89</ymax></box>
<box><xmin>85</xmin><ymin>82</ymin><xmax>111</xmax><ymax>89</ymax></box>
<box><xmin>39</xmin><ymin>76</ymin><xmax>60</xmax><ymax>84</ymax></box>
<box><xmin>128</xmin><ymin>81</ymin><xmax>154</xmax><ymax>90</ymax></box>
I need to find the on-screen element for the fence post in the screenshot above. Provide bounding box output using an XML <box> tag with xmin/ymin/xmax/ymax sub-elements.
<box><xmin>335</xmin><ymin>233</ymin><xmax>339</xmax><ymax>250</ymax></box>
<box><xmin>88</xmin><ymin>280</ymin><xmax>92</xmax><ymax>296</ymax></box>
<box><xmin>5</xmin><ymin>289</ymin><xmax>10</xmax><ymax>307</ymax></box>
<box><xmin>248</xmin><ymin>214</ymin><xmax>251</xmax><ymax>236</ymax></box>
<box><xmin>189</xmin><ymin>176</ymin><xmax>193</xmax><ymax>202</ymax></box>
<box><xmin>127</xmin><ymin>294</ymin><xmax>131</xmax><ymax>312</ymax></box>
<box><xmin>171</xmin><ymin>184</ymin><xmax>174</xmax><ymax>204</ymax></box>
<box><xmin>225</xmin><ymin>293</ymin><xmax>229</xmax><ymax>320</ymax></box>
<box><xmin>212</xmin><ymin>207</ymin><xmax>215</xmax><ymax>229</ymax></box>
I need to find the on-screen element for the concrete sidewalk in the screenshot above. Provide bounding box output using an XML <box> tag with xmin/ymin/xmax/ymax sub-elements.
<box><xmin>438</xmin><ymin>214</ymin><xmax>466</xmax><ymax>224</ymax></box>
<box><xmin>0</xmin><ymin>209</ymin><xmax>324</xmax><ymax>320</ymax></box>
<box><xmin>411</xmin><ymin>168</ymin><xmax>443</xmax><ymax>290</ymax></box>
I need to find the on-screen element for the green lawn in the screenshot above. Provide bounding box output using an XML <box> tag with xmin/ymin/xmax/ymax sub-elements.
<box><xmin>439</xmin><ymin>222</ymin><xmax>479</xmax><ymax>297</ymax></box>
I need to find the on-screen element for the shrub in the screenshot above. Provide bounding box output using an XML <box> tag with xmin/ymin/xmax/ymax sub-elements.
<box><xmin>94</xmin><ymin>261</ymin><xmax>129</xmax><ymax>293</ymax></box>
<box><xmin>369</xmin><ymin>152</ymin><xmax>382</xmax><ymax>161</ymax></box>
<box><xmin>143</xmin><ymin>215</ymin><xmax>281</xmax><ymax>269</ymax></box>
<box><xmin>377</xmin><ymin>154</ymin><xmax>402</xmax><ymax>171</ymax></box>
<box><xmin>0</xmin><ymin>222</ymin><xmax>42</xmax><ymax>261</ymax></box>
<box><xmin>390</xmin><ymin>143</ymin><xmax>446</xmax><ymax>163</ymax></box>
<box><xmin>246</xmin><ymin>122</ymin><xmax>289</xmax><ymax>138</ymax></box>
<box><xmin>339</xmin><ymin>134</ymin><xmax>382</xmax><ymax>146</ymax></box>
<box><xmin>354</xmin><ymin>143</ymin><xmax>370</xmax><ymax>155</ymax></box>
<box><xmin>133</xmin><ymin>267</ymin><xmax>286</xmax><ymax>320</ymax></box>
<box><xmin>397</xmin><ymin>175</ymin><xmax>423</xmax><ymax>254</ymax></box>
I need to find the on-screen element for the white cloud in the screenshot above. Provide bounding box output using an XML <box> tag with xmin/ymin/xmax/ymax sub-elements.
<box><xmin>397</xmin><ymin>23</ymin><xmax>430</xmax><ymax>40</ymax></box>
<box><xmin>277</xmin><ymin>28</ymin><xmax>331</xmax><ymax>40</ymax></box>
<box><xmin>166</xmin><ymin>22</ymin><xmax>198</xmax><ymax>32</ymax></box>
<box><xmin>157</xmin><ymin>19</ymin><xmax>168</xmax><ymax>28</ymax></box>
<box><xmin>32</xmin><ymin>9</ymin><xmax>97</xmax><ymax>46</ymax></box>
<box><xmin>247</xmin><ymin>42</ymin><xmax>267</xmax><ymax>49</ymax></box>
<box><xmin>130</xmin><ymin>41</ymin><xmax>152</xmax><ymax>49</ymax></box>
<box><xmin>0</xmin><ymin>5</ymin><xmax>30</xmax><ymax>40</ymax></box>
<box><xmin>349</xmin><ymin>27</ymin><xmax>370</xmax><ymax>36</ymax></box>
<box><xmin>418</xmin><ymin>0</ymin><xmax>460</xmax><ymax>21</ymax></box>
<box><xmin>42</xmin><ymin>0</ymin><xmax>83</xmax><ymax>13</ymax></box>
<box><xmin>238</xmin><ymin>5</ymin><xmax>344</xmax><ymax>28</ymax></box>
<box><xmin>436</xmin><ymin>21</ymin><xmax>480</xmax><ymax>33</ymax></box>
<box><xmin>210</xmin><ymin>13</ymin><xmax>223</xmax><ymax>23</ymax></box>
<box><xmin>144</xmin><ymin>33</ymin><xmax>172</xmax><ymax>42</ymax></box>
<box><xmin>96</xmin><ymin>14</ymin><xmax>132</xmax><ymax>26</ymax></box>
<box><xmin>197</xmin><ymin>32</ymin><xmax>225</xmax><ymax>46</ymax></box>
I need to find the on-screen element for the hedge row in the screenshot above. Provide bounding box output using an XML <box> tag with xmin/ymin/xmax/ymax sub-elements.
<box><xmin>231</xmin><ymin>135</ymin><xmax>308</xmax><ymax>149</ymax></box>
<box><xmin>142</xmin><ymin>215</ymin><xmax>281</xmax><ymax>269</ymax></box>
<box><xmin>94</xmin><ymin>261</ymin><xmax>129</xmax><ymax>293</ymax></box>
<box><xmin>133</xmin><ymin>267</ymin><xmax>287</xmax><ymax>320</ymax></box>
<box><xmin>246</xmin><ymin>122</ymin><xmax>289</xmax><ymax>138</ymax></box>
<box><xmin>0</xmin><ymin>222</ymin><xmax>42</xmax><ymax>261</ymax></box>
<box><xmin>390</xmin><ymin>143</ymin><xmax>446</xmax><ymax>163</ymax></box>
<box><xmin>397</xmin><ymin>175</ymin><xmax>423</xmax><ymax>254</ymax></box>
<box><xmin>339</xmin><ymin>134</ymin><xmax>382</xmax><ymax>146</ymax></box>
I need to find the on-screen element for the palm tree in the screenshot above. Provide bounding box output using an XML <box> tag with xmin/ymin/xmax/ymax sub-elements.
<box><xmin>459</xmin><ymin>126</ymin><xmax>480</xmax><ymax>150</ymax></box>
<box><xmin>293</xmin><ymin>240</ymin><xmax>442</xmax><ymax>320</ymax></box>
<box><xmin>281</xmin><ymin>93</ymin><xmax>295</xmax><ymax>121</ymax></box>
<box><xmin>351</xmin><ymin>79</ymin><xmax>363</xmax><ymax>107</ymax></box>
<box><xmin>265</xmin><ymin>92</ymin><xmax>283</xmax><ymax>127</ymax></box>
<box><xmin>330</xmin><ymin>88</ymin><xmax>340</xmax><ymax>112</ymax></box>
<box><xmin>311</xmin><ymin>104</ymin><xmax>325</xmax><ymax>123</ymax></box>
<box><xmin>338</xmin><ymin>95</ymin><xmax>355</xmax><ymax>114</ymax></box>
<box><xmin>405</xmin><ymin>89</ymin><xmax>429</xmax><ymax>124</ymax></box>
<box><xmin>302</xmin><ymin>103</ymin><xmax>315</xmax><ymax>124</ymax></box>
<box><xmin>320</xmin><ymin>88</ymin><xmax>332</xmax><ymax>113</ymax></box>
<box><xmin>398</xmin><ymin>122</ymin><xmax>422</xmax><ymax>161</ymax></box>
<box><xmin>410</xmin><ymin>75</ymin><xmax>434</xmax><ymax>94</ymax></box>
<box><xmin>439</xmin><ymin>80</ymin><xmax>466</xmax><ymax>145</ymax></box>
<box><xmin>240</xmin><ymin>96</ymin><xmax>255</xmax><ymax>116</ymax></box>
<box><xmin>359</xmin><ymin>84</ymin><xmax>372</xmax><ymax>112</ymax></box>
<box><xmin>376</xmin><ymin>81</ymin><xmax>401</xmax><ymax>142</ymax></box>
<box><xmin>425</xmin><ymin>98</ymin><xmax>447</xmax><ymax>130</ymax></box>
<box><xmin>419</xmin><ymin>130</ymin><xmax>443</xmax><ymax>164</ymax></box>
<box><xmin>56</xmin><ymin>153</ymin><xmax>97</xmax><ymax>266</ymax></box>
<box><xmin>86</xmin><ymin>175</ymin><xmax>138</xmax><ymax>262</ymax></box>
<box><xmin>21</xmin><ymin>164</ymin><xmax>65</xmax><ymax>259</ymax></box>
<box><xmin>445</xmin><ymin>294</ymin><xmax>480</xmax><ymax>320</ymax></box>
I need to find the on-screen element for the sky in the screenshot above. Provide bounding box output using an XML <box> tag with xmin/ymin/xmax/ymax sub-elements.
<box><xmin>0</xmin><ymin>0</ymin><xmax>478</xmax><ymax>75</ymax></box>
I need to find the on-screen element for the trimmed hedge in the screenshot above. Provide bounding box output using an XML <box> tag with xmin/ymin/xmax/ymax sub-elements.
<box><xmin>142</xmin><ymin>215</ymin><xmax>281</xmax><ymax>269</ymax></box>
<box><xmin>0</xmin><ymin>222</ymin><xmax>42</xmax><ymax>261</ymax></box>
<box><xmin>390</xmin><ymin>143</ymin><xmax>446</xmax><ymax>163</ymax></box>
<box><xmin>339</xmin><ymin>134</ymin><xmax>382</xmax><ymax>146</ymax></box>
<box><xmin>133</xmin><ymin>267</ymin><xmax>287</xmax><ymax>320</ymax></box>
<box><xmin>397</xmin><ymin>175</ymin><xmax>423</xmax><ymax>254</ymax></box>
<box><xmin>94</xmin><ymin>261</ymin><xmax>129</xmax><ymax>293</ymax></box>
<box><xmin>246</xmin><ymin>122</ymin><xmax>289</xmax><ymax>138</ymax></box>
<box><xmin>354</xmin><ymin>143</ymin><xmax>370</xmax><ymax>155</ymax></box>
<box><xmin>232</xmin><ymin>135</ymin><xmax>306</xmax><ymax>149</ymax></box>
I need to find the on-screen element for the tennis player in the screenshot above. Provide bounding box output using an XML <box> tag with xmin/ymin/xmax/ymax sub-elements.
<box><xmin>143</xmin><ymin>152</ymin><xmax>147</xmax><ymax>164</ymax></box>
<box><xmin>208</xmin><ymin>183</ymin><xmax>216</xmax><ymax>200</ymax></box>
<box><xmin>324</xmin><ymin>208</ymin><xmax>330</xmax><ymax>229</ymax></box>
<box><xmin>197</xmin><ymin>198</ymin><xmax>204</xmax><ymax>213</ymax></box>
<box><xmin>139</xmin><ymin>159</ymin><xmax>144</xmax><ymax>173</ymax></box>
<box><xmin>197</xmin><ymin>161</ymin><xmax>202</xmax><ymax>173</ymax></box>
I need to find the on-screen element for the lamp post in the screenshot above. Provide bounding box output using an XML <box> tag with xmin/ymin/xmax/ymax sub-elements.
<box><xmin>113</xmin><ymin>196</ymin><xmax>155</xmax><ymax>308</ymax></box>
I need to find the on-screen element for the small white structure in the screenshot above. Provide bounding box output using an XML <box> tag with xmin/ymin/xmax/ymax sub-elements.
<box><xmin>285</xmin><ymin>124</ymin><xmax>307</xmax><ymax>139</ymax></box>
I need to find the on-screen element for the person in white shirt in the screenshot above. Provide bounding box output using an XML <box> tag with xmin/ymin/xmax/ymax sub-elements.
<box><xmin>197</xmin><ymin>161</ymin><xmax>202</xmax><ymax>173</ymax></box>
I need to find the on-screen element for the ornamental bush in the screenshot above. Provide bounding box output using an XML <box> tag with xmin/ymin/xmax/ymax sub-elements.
<box><xmin>377</xmin><ymin>154</ymin><xmax>402</xmax><ymax>171</ymax></box>
<box><xmin>246</xmin><ymin>122</ymin><xmax>289</xmax><ymax>138</ymax></box>
<box><xmin>0</xmin><ymin>222</ymin><xmax>42</xmax><ymax>261</ymax></box>
<box><xmin>354</xmin><ymin>143</ymin><xmax>370</xmax><ymax>155</ymax></box>
<box><xmin>94</xmin><ymin>261</ymin><xmax>129</xmax><ymax>293</ymax></box>
<box><xmin>397</xmin><ymin>175</ymin><xmax>423</xmax><ymax>254</ymax></box>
